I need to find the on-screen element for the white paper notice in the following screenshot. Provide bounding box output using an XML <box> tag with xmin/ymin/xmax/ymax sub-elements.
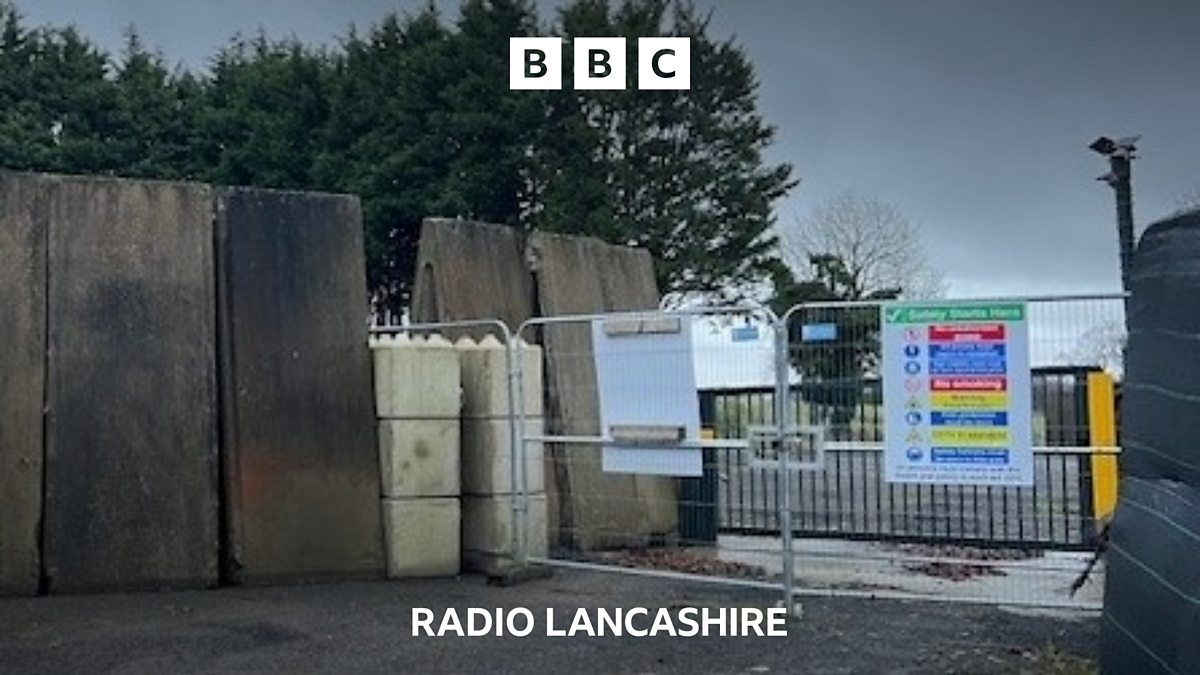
<box><xmin>592</xmin><ymin>317</ymin><xmax>702</xmax><ymax>477</ymax></box>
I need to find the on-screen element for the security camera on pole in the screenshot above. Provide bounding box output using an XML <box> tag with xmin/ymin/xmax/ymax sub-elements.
<box><xmin>1088</xmin><ymin>134</ymin><xmax>1139</xmax><ymax>317</ymax></box>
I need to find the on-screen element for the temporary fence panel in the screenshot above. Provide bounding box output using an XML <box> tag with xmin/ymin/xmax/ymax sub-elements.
<box><xmin>370</xmin><ymin>294</ymin><xmax>1124</xmax><ymax>612</ymax></box>
<box><xmin>772</xmin><ymin>296</ymin><xmax>1124</xmax><ymax>546</ymax></box>
<box><xmin>517</xmin><ymin>307</ymin><xmax>799</xmax><ymax>599</ymax></box>
<box><xmin>757</xmin><ymin>294</ymin><xmax>1124</xmax><ymax>609</ymax></box>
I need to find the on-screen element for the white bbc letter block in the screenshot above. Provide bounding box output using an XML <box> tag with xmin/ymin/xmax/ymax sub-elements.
<box><xmin>637</xmin><ymin>37</ymin><xmax>690</xmax><ymax>90</ymax></box>
<box><xmin>574</xmin><ymin>37</ymin><xmax>626</xmax><ymax>90</ymax></box>
<box><xmin>510</xmin><ymin>37</ymin><xmax>562</xmax><ymax>90</ymax></box>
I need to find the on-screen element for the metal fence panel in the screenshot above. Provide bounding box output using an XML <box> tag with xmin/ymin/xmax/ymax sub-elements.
<box><xmin>760</xmin><ymin>294</ymin><xmax>1123</xmax><ymax>609</ymax></box>
<box><xmin>383</xmin><ymin>294</ymin><xmax>1124</xmax><ymax>612</ymax></box>
<box><xmin>766</xmin><ymin>295</ymin><xmax>1125</xmax><ymax>551</ymax></box>
<box><xmin>517</xmin><ymin>307</ymin><xmax>797</xmax><ymax>601</ymax></box>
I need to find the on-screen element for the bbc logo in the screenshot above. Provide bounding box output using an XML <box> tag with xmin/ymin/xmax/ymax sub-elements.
<box><xmin>509</xmin><ymin>37</ymin><xmax>690</xmax><ymax>90</ymax></box>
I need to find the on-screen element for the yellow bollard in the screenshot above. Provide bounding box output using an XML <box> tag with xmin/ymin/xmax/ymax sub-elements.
<box><xmin>1087</xmin><ymin>371</ymin><xmax>1120</xmax><ymax>521</ymax></box>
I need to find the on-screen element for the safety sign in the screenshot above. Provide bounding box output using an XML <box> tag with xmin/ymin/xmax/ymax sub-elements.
<box><xmin>881</xmin><ymin>302</ymin><xmax>1033</xmax><ymax>486</ymax></box>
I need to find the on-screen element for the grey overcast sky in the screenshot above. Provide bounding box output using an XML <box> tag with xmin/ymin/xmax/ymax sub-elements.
<box><xmin>18</xmin><ymin>0</ymin><xmax>1200</xmax><ymax>296</ymax></box>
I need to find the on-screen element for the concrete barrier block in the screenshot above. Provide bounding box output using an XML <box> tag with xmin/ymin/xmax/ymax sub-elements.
<box><xmin>410</xmin><ymin>218</ymin><xmax>536</xmax><ymax>336</ymax></box>
<box><xmin>379</xmin><ymin>419</ymin><xmax>460</xmax><ymax>498</ymax></box>
<box><xmin>45</xmin><ymin>175</ymin><xmax>220</xmax><ymax>593</ymax></box>
<box><xmin>0</xmin><ymin>173</ymin><xmax>47</xmax><ymax>596</ymax></box>
<box><xmin>456</xmin><ymin>337</ymin><xmax>543</xmax><ymax>419</ymax></box>
<box><xmin>461</xmin><ymin>418</ymin><xmax>544</xmax><ymax>495</ymax></box>
<box><xmin>217</xmin><ymin>187</ymin><xmax>382</xmax><ymax>585</ymax></box>
<box><xmin>382</xmin><ymin>497</ymin><xmax>461</xmax><ymax>578</ymax></box>
<box><xmin>462</xmin><ymin>493</ymin><xmax>548</xmax><ymax>572</ymax></box>
<box><xmin>368</xmin><ymin>333</ymin><xmax>408</xmax><ymax>349</ymax></box>
<box><xmin>373</xmin><ymin>336</ymin><xmax>461</xmax><ymax>419</ymax></box>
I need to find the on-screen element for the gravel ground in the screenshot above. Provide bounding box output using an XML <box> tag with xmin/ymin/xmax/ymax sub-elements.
<box><xmin>0</xmin><ymin>568</ymin><xmax>1098</xmax><ymax>674</ymax></box>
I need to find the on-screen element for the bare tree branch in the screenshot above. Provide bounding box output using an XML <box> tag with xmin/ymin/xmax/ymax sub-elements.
<box><xmin>1063</xmin><ymin>320</ymin><xmax>1126</xmax><ymax>379</ymax></box>
<box><xmin>780</xmin><ymin>192</ymin><xmax>945</xmax><ymax>299</ymax></box>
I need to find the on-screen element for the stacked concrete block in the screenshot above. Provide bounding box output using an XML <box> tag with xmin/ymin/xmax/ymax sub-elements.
<box><xmin>457</xmin><ymin>336</ymin><xmax>548</xmax><ymax>572</ymax></box>
<box><xmin>462</xmin><ymin>493</ymin><xmax>548</xmax><ymax>568</ymax></box>
<box><xmin>372</xmin><ymin>334</ymin><xmax>462</xmax><ymax>578</ymax></box>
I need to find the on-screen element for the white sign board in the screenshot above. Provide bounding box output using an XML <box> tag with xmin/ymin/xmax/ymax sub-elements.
<box><xmin>881</xmin><ymin>302</ymin><xmax>1033</xmax><ymax>486</ymax></box>
<box><xmin>592</xmin><ymin>317</ymin><xmax>702</xmax><ymax>477</ymax></box>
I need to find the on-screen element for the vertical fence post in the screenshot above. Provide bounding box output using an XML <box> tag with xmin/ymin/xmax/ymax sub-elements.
<box><xmin>774</xmin><ymin>315</ymin><xmax>796</xmax><ymax>616</ymax></box>
<box><xmin>507</xmin><ymin>333</ymin><xmax>530</xmax><ymax>567</ymax></box>
<box><xmin>679</xmin><ymin>391</ymin><xmax>719</xmax><ymax>543</ymax></box>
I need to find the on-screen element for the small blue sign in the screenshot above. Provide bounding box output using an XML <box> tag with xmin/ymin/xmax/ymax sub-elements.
<box><xmin>801</xmin><ymin>323</ymin><xmax>838</xmax><ymax>342</ymax></box>
<box><xmin>930</xmin><ymin>344</ymin><xmax>1006</xmax><ymax>357</ymax></box>
<box><xmin>904</xmin><ymin>361</ymin><xmax>922</xmax><ymax>375</ymax></box>
<box><xmin>931</xmin><ymin>448</ymin><xmax>1009</xmax><ymax>465</ymax></box>
<box><xmin>731</xmin><ymin>325</ymin><xmax>761</xmax><ymax>342</ymax></box>
<box><xmin>905</xmin><ymin>411</ymin><xmax>923</xmax><ymax>426</ymax></box>
<box><xmin>928</xmin><ymin>343</ymin><xmax>1007</xmax><ymax>375</ymax></box>
<box><xmin>931</xmin><ymin>411</ymin><xmax>1007</xmax><ymax>427</ymax></box>
<box><xmin>904</xmin><ymin>344</ymin><xmax>921</xmax><ymax>358</ymax></box>
<box><xmin>906</xmin><ymin>447</ymin><xmax>924</xmax><ymax>462</ymax></box>
<box><xmin>929</xmin><ymin>358</ymin><xmax>1006</xmax><ymax>375</ymax></box>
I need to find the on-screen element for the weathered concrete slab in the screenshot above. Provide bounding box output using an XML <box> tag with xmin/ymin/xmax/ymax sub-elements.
<box><xmin>0</xmin><ymin>173</ymin><xmax>47</xmax><ymax>596</ymax></box>
<box><xmin>527</xmin><ymin>232</ymin><xmax>678</xmax><ymax>550</ymax></box>
<box><xmin>43</xmin><ymin>176</ymin><xmax>220</xmax><ymax>593</ymax></box>
<box><xmin>217</xmin><ymin>188</ymin><xmax>383</xmax><ymax>584</ymax></box>
<box><xmin>410</xmin><ymin>219</ymin><xmax>535</xmax><ymax>334</ymax></box>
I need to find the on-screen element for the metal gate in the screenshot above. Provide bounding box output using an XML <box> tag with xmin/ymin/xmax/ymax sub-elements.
<box><xmin>707</xmin><ymin>366</ymin><xmax>1105</xmax><ymax>550</ymax></box>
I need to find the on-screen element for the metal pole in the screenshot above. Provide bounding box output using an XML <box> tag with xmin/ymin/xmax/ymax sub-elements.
<box><xmin>506</xmin><ymin>337</ymin><xmax>530</xmax><ymax>567</ymax></box>
<box><xmin>1089</xmin><ymin>135</ymin><xmax>1138</xmax><ymax>324</ymax></box>
<box><xmin>773</xmin><ymin>318</ymin><xmax>796</xmax><ymax>617</ymax></box>
<box><xmin>1110</xmin><ymin>153</ymin><xmax>1136</xmax><ymax>319</ymax></box>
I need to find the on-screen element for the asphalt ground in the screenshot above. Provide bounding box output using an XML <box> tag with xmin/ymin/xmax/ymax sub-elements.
<box><xmin>0</xmin><ymin>568</ymin><xmax>1098</xmax><ymax>674</ymax></box>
